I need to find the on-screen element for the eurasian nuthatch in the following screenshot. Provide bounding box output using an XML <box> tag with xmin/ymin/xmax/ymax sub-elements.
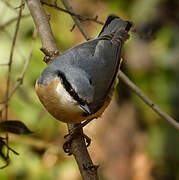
<box><xmin>35</xmin><ymin>14</ymin><xmax>132</xmax><ymax>124</ymax></box>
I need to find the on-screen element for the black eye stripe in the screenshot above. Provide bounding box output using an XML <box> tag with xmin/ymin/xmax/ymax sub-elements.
<box><xmin>57</xmin><ymin>70</ymin><xmax>86</xmax><ymax>106</ymax></box>
<box><xmin>89</xmin><ymin>78</ymin><xmax>92</xmax><ymax>85</ymax></box>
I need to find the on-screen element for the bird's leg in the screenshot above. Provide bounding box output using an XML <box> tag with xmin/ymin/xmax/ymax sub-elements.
<box><xmin>63</xmin><ymin>121</ymin><xmax>94</xmax><ymax>155</ymax></box>
<box><xmin>71</xmin><ymin>117</ymin><xmax>97</xmax><ymax>132</ymax></box>
<box><xmin>63</xmin><ymin>117</ymin><xmax>97</xmax><ymax>155</ymax></box>
<box><xmin>63</xmin><ymin>131</ymin><xmax>91</xmax><ymax>156</ymax></box>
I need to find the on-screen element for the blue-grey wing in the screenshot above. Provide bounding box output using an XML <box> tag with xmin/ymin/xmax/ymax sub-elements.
<box><xmin>87</xmin><ymin>39</ymin><xmax>122</xmax><ymax>111</ymax></box>
<box><xmin>52</xmin><ymin>38</ymin><xmax>121</xmax><ymax>112</ymax></box>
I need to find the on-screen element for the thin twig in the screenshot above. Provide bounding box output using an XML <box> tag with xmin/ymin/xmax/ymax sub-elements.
<box><xmin>0</xmin><ymin>29</ymin><xmax>37</xmax><ymax>111</ymax></box>
<box><xmin>70</xmin><ymin>23</ymin><xmax>76</xmax><ymax>32</ymax></box>
<box><xmin>41</xmin><ymin>0</ymin><xmax>76</xmax><ymax>16</ymax></box>
<box><xmin>61</xmin><ymin>0</ymin><xmax>91</xmax><ymax>40</ymax></box>
<box><xmin>15</xmin><ymin>2</ymin><xmax>25</xmax><ymax>9</ymax></box>
<box><xmin>40</xmin><ymin>0</ymin><xmax>103</xmax><ymax>25</ymax></box>
<box><xmin>81</xmin><ymin>15</ymin><xmax>103</xmax><ymax>25</ymax></box>
<box><xmin>0</xmin><ymin>26</ymin><xmax>27</xmax><ymax>63</ymax></box>
<box><xmin>2</xmin><ymin>0</ymin><xmax>24</xmax><ymax>167</ymax></box>
<box><xmin>118</xmin><ymin>70</ymin><xmax>179</xmax><ymax>130</ymax></box>
<box><xmin>9</xmin><ymin>29</ymin><xmax>37</xmax><ymax>98</ymax></box>
<box><xmin>4</xmin><ymin>0</ymin><xmax>24</xmax><ymax>121</ymax></box>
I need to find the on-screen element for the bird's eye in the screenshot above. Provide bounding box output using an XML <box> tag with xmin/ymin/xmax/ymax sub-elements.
<box><xmin>89</xmin><ymin>78</ymin><xmax>92</xmax><ymax>85</ymax></box>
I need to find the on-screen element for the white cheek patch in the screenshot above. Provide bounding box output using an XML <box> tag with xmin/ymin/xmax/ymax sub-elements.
<box><xmin>56</xmin><ymin>81</ymin><xmax>77</xmax><ymax>105</ymax></box>
<box><xmin>55</xmin><ymin>81</ymin><xmax>84</xmax><ymax>114</ymax></box>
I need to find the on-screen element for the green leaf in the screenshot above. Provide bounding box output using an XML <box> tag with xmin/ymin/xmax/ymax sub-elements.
<box><xmin>0</xmin><ymin>120</ymin><xmax>33</xmax><ymax>135</ymax></box>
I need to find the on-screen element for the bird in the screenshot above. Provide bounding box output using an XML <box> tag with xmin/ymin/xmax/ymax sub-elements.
<box><xmin>35</xmin><ymin>14</ymin><xmax>132</xmax><ymax>124</ymax></box>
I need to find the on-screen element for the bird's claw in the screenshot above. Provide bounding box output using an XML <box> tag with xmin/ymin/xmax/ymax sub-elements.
<box><xmin>63</xmin><ymin>130</ymin><xmax>91</xmax><ymax>155</ymax></box>
<box><xmin>63</xmin><ymin>139</ymin><xmax>72</xmax><ymax>156</ymax></box>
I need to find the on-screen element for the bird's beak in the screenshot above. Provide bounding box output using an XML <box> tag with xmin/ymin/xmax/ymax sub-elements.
<box><xmin>80</xmin><ymin>104</ymin><xmax>91</xmax><ymax>115</ymax></box>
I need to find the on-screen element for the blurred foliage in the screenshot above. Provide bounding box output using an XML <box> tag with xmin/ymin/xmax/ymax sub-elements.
<box><xmin>0</xmin><ymin>0</ymin><xmax>179</xmax><ymax>179</ymax></box>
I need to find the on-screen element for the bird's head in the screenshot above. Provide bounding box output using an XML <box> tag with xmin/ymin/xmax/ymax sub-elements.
<box><xmin>36</xmin><ymin>64</ymin><xmax>94</xmax><ymax>116</ymax></box>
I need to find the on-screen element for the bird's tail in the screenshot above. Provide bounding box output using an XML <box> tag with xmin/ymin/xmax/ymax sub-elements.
<box><xmin>98</xmin><ymin>14</ymin><xmax>132</xmax><ymax>37</ymax></box>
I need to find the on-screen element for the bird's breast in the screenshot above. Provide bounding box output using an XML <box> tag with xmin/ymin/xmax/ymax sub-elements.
<box><xmin>35</xmin><ymin>78</ymin><xmax>85</xmax><ymax>123</ymax></box>
<box><xmin>35</xmin><ymin>78</ymin><xmax>112</xmax><ymax>123</ymax></box>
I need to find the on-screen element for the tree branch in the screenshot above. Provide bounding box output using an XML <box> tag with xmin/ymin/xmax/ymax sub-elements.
<box><xmin>25</xmin><ymin>0</ymin><xmax>99</xmax><ymax>179</ymax></box>
<box><xmin>0</xmin><ymin>29</ymin><xmax>37</xmax><ymax>111</ymax></box>
<box><xmin>4</xmin><ymin>0</ymin><xmax>23</xmax><ymax>121</ymax></box>
<box><xmin>1</xmin><ymin>0</ymin><xmax>24</xmax><ymax>169</ymax></box>
<box><xmin>25</xmin><ymin>0</ymin><xmax>59</xmax><ymax>64</ymax></box>
<box><xmin>118</xmin><ymin>70</ymin><xmax>179</xmax><ymax>130</ymax></box>
<box><xmin>40</xmin><ymin>0</ymin><xmax>103</xmax><ymax>25</ymax></box>
<box><xmin>61</xmin><ymin>0</ymin><xmax>91</xmax><ymax>40</ymax></box>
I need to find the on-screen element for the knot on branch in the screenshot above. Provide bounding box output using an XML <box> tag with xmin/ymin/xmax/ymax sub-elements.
<box><xmin>40</xmin><ymin>48</ymin><xmax>60</xmax><ymax>64</ymax></box>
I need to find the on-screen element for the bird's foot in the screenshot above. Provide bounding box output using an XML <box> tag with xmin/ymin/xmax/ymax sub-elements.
<box><xmin>63</xmin><ymin>117</ymin><xmax>97</xmax><ymax>155</ymax></box>
<box><xmin>63</xmin><ymin>128</ymin><xmax>91</xmax><ymax>156</ymax></box>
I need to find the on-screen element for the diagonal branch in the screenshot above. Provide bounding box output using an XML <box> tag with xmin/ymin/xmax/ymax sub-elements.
<box><xmin>1</xmin><ymin>0</ymin><xmax>24</xmax><ymax>169</ymax></box>
<box><xmin>0</xmin><ymin>29</ymin><xmax>37</xmax><ymax>111</ymax></box>
<box><xmin>4</xmin><ymin>0</ymin><xmax>24</xmax><ymax>121</ymax></box>
<box><xmin>61</xmin><ymin>0</ymin><xmax>91</xmax><ymax>40</ymax></box>
<box><xmin>40</xmin><ymin>0</ymin><xmax>103</xmax><ymax>25</ymax></box>
<box><xmin>25</xmin><ymin>0</ymin><xmax>59</xmax><ymax>64</ymax></box>
<box><xmin>118</xmin><ymin>70</ymin><xmax>179</xmax><ymax>130</ymax></box>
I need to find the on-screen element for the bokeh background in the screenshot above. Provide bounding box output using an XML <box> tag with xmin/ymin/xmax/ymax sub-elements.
<box><xmin>0</xmin><ymin>0</ymin><xmax>179</xmax><ymax>179</ymax></box>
